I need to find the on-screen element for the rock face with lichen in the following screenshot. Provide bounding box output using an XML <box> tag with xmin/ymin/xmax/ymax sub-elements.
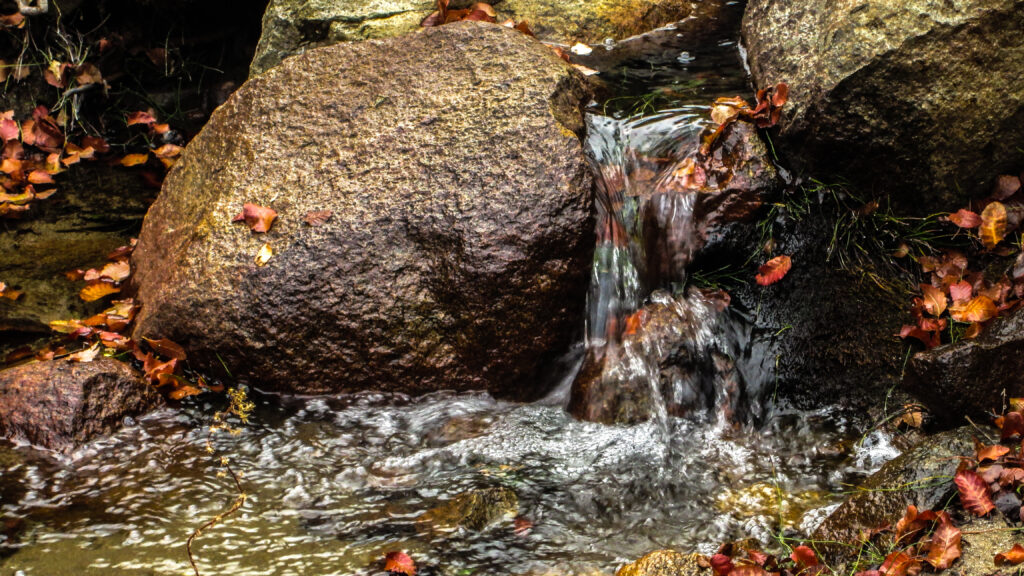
<box><xmin>0</xmin><ymin>358</ymin><xmax>161</xmax><ymax>453</ymax></box>
<box><xmin>742</xmin><ymin>0</ymin><xmax>1024</xmax><ymax>214</ymax></box>
<box><xmin>132</xmin><ymin>22</ymin><xmax>593</xmax><ymax>399</ymax></box>
<box><xmin>250</xmin><ymin>0</ymin><xmax>728</xmax><ymax>76</ymax></box>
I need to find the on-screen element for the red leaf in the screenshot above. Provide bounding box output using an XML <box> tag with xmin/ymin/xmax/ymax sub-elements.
<box><xmin>948</xmin><ymin>209</ymin><xmax>982</xmax><ymax>228</ymax></box>
<box><xmin>948</xmin><ymin>280</ymin><xmax>972</xmax><ymax>304</ymax></box>
<box><xmin>954</xmin><ymin>469</ymin><xmax>995</xmax><ymax>516</ymax></box>
<box><xmin>756</xmin><ymin>255</ymin><xmax>792</xmax><ymax>286</ymax></box>
<box><xmin>384</xmin><ymin>551</ymin><xmax>416</xmax><ymax>575</ymax></box>
<box><xmin>303</xmin><ymin>210</ymin><xmax>332</xmax><ymax>227</ymax></box>
<box><xmin>710</xmin><ymin>554</ymin><xmax>734</xmax><ymax>576</ymax></box>
<box><xmin>997</xmin><ymin>412</ymin><xmax>1024</xmax><ymax>440</ymax></box>
<box><xmin>233</xmin><ymin>203</ymin><xmax>278</xmax><ymax>233</ymax></box>
<box><xmin>729</xmin><ymin>565</ymin><xmax>770</xmax><ymax>576</ymax></box>
<box><xmin>790</xmin><ymin>545</ymin><xmax>820</xmax><ymax>575</ymax></box>
<box><xmin>924</xmin><ymin>513</ymin><xmax>962</xmax><ymax>570</ymax></box>
<box><xmin>513</xmin><ymin>516</ymin><xmax>532</xmax><ymax>535</ymax></box>
<box><xmin>995</xmin><ymin>544</ymin><xmax>1024</xmax><ymax>566</ymax></box>
<box><xmin>0</xmin><ymin>117</ymin><xmax>18</xmax><ymax>142</ymax></box>
<box><xmin>880</xmin><ymin>551</ymin><xmax>921</xmax><ymax>576</ymax></box>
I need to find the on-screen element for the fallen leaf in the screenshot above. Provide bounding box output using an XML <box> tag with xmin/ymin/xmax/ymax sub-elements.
<box><xmin>948</xmin><ymin>295</ymin><xmax>997</xmax><ymax>323</ymax></box>
<box><xmin>790</xmin><ymin>545</ymin><xmax>820</xmax><ymax>575</ymax></box>
<box><xmin>80</xmin><ymin>282</ymin><xmax>121</xmax><ymax>302</ymax></box>
<box><xmin>995</xmin><ymin>544</ymin><xmax>1024</xmax><ymax>567</ymax></box>
<box><xmin>980</xmin><ymin>201</ymin><xmax>1007</xmax><ymax>249</ymax></box>
<box><xmin>993</xmin><ymin>175</ymin><xmax>1022</xmax><ymax>201</ymax></box>
<box><xmin>623</xmin><ymin>309</ymin><xmax>647</xmax><ymax>336</ymax></box>
<box><xmin>997</xmin><ymin>411</ymin><xmax>1024</xmax><ymax>439</ymax></box>
<box><xmin>126</xmin><ymin>111</ymin><xmax>157</xmax><ymax>126</ymax></box>
<box><xmin>513</xmin><ymin>516</ymin><xmax>532</xmax><ymax>535</ymax></box>
<box><xmin>168</xmin><ymin>384</ymin><xmax>202</xmax><ymax>400</ymax></box>
<box><xmin>948</xmin><ymin>209</ymin><xmax>981</xmax><ymax>228</ymax></box>
<box><xmin>384</xmin><ymin>551</ymin><xmax>416</xmax><ymax>575</ymax></box>
<box><xmin>880</xmin><ymin>551</ymin><xmax>921</xmax><ymax>576</ymax></box>
<box><xmin>119</xmin><ymin>153</ymin><xmax>149</xmax><ymax>167</ymax></box>
<box><xmin>74</xmin><ymin>63</ymin><xmax>103</xmax><ymax>86</ymax></box>
<box><xmin>977</xmin><ymin>444</ymin><xmax>1010</xmax><ymax>462</ymax></box>
<box><xmin>0</xmin><ymin>117</ymin><xmax>17</xmax><ymax>142</ymax></box>
<box><xmin>709</xmin><ymin>554</ymin><xmax>734</xmax><ymax>576</ymax></box>
<box><xmin>954</xmin><ymin>469</ymin><xmax>995</xmax><ymax>516</ymax></box>
<box><xmin>304</xmin><ymin>210</ymin><xmax>332</xmax><ymax>227</ymax></box>
<box><xmin>919</xmin><ymin>284</ymin><xmax>947</xmax><ymax>317</ymax></box>
<box><xmin>924</xmin><ymin>514</ymin><xmax>961</xmax><ymax>570</ymax></box>
<box><xmin>756</xmin><ymin>255</ymin><xmax>792</xmax><ymax>286</ymax></box>
<box><xmin>68</xmin><ymin>343</ymin><xmax>102</xmax><ymax>363</ymax></box>
<box><xmin>255</xmin><ymin>243</ymin><xmax>273</xmax><ymax>266</ymax></box>
<box><xmin>233</xmin><ymin>203</ymin><xmax>277</xmax><ymax>233</ymax></box>
<box><xmin>143</xmin><ymin>337</ymin><xmax>187</xmax><ymax>361</ymax></box>
<box><xmin>99</xmin><ymin>260</ymin><xmax>131</xmax><ymax>282</ymax></box>
<box><xmin>948</xmin><ymin>280</ymin><xmax>972</xmax><ymax>304</ymax></box>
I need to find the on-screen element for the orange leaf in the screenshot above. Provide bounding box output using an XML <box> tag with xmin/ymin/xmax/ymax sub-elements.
<box><xmin>99</xmin><ymin>260</ymin><xmax>131</xmax><ymax>282</ymax></box>
<box><xmin>924</xmin><ymin>514</ymin><xmax>961</xmax><ymax>570</ymax></box>
<box><xmin>996</xmin><ymin>411</ymin><xmax>1024</xmax><ymax>440</ymax></box>
<box><xmin>995</xmin><ymin>544</ymin><xmax>1024</xmax><ymax>567</ymax></box>
<box><xmin>384</xmin><ymin>551</ymin><xmax>416</xmax><ymax>576</ymax></box>
<box><xmin>80</xmin><ymin>282</ymin><xmax>121</xmax><ymax>302</ymax></box>
<box><xmin>233</xmin><ymin>202</ymin><xmax>277</xmax><ymax>233</ymax></box>
<box><xmin>623</xmin><ymin>309</ymin><xmax>647</xmax><ymax>336</ymax></box>
<box><xmin>168</xmin><ymin>384</ymin><xmax>202</xmax><ymax>400</ymax></box>
<box><xmin>919</xmin><ymin>284</ymin><xmax>947</xmax><ymax>317</ymax></box>
<box><xmin>949</xmin><ymin>295</ymin><xmax>997</xmax><ymax>323</ymax></box>
<box><xmin>126</xmin><ymin>111</ymin><xmax>156</xmax><ymax>126</ymax></box>
<box><xmin>756</xmin><ymin>255</ymin><xmax>792</xmax><ymax>286</ymax></box>
<box><xmin>977</xmin><ymin>444</ymin><xmax>1010</xmax><ymax>462</ymax></box>
<box><xmin>948</xmin><ymin>209</ymin><xmax>981</xmax><ymax>228</ymax></box>
<box><xmin>954</xmin><ymin>469</ymin><xmax>995</xmax><ymax>516</ymax></box>
<box><xmin>119</xmin><ymin>153</ymin><xmax>149</xmax><ymax>167</ymax></box>
<box><xmin>980</xmin><ymin>201</ymin><xmax>1007</xmax><ymax>249</ymax></box>
<box><xmin>880</xmin><ymin>551</ymin><xmax>921</xmax><ymax>576</ymax></box>
<box><xmin>790</xmin><ymin>545</ymin><xmax>820</xmax><ymax>574</ymax></box>
<box><xmin>143</xmin><ymin>337</ymin><xmax>187</xmax><ymax>361</ymax></box>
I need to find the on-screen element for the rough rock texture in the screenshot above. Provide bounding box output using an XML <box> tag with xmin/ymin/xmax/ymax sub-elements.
<box><xmin>0</xmin><ymin>358</ymin><xmax>161</xmax><ymax>453</ymax></box>
<box><xmin>250</xmin><ymin>0</ymin><xmax>727</xmax><ymax>76</ymax></box>
<box><xmin>132</xmin><ymin>23</ymin><xmax>594</xmax><ymax>398</ymax></box>
<box><xmin>904</xmin><ymin>308</ymin><xmax>1024</xmax><ymax>426</ymax></box>
<box><xmin>742</xmin><ymin>0</ymin><xmax>1024</xmax><ymax>214</ymax></box>
<box><xmin>812</xmin><ymin>427</ymin><xmax>974</xmax><ymax>566</ymax></box>
<box><xmin>948</xmin><ymin>515</ymin><xmax>1020</xmax><ymax>576</ymax></box>
<box><xmin>616</xmin><ymin>550</ymin><xmax>708</xmax><ymax>576</ymax></box>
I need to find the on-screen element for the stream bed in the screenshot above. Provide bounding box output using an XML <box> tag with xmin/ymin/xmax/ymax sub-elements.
<box><xmin>0</xmin><ymin>389</ymin><xmax>898</xmax><ymax>575</ymax></box>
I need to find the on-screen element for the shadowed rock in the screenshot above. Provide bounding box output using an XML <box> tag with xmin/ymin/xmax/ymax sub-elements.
<box><xmin>742</xmin><ymin>0</ymin><xmax>1024</xmax><ymax>214</ymax></box>
<box><xmin>132</xmin><ymin>22</ymin><xmax>593</xmax><ymax>399</ymax></box>
<box><xmin>0</xmin><ymin>358</ymin><xmax>161</xmax><ymax>453</ymax></box>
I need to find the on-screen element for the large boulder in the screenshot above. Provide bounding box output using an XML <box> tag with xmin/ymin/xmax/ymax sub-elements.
<box><xmin>742</xmin><ymin>0</ymin><xmax>1024</xmax><ymax>214</ymax></box>
<box><xmin>903</xmin><ymin>308</ymin><xmax>1024</xmax><ymax>426</ymax></box>
<box><xmin>131</xmin><ymin>22</ymin><xmax>594</xmax><ymax>399</ymax></box>
<box><xmin>250</xmin><ymin>0</ymin><xmax>730</xmax><ymax>76</ymax></box>
<box><xmin>0</xmin><ymin>358</ymin><xmax>162</xmax><ymax>453</ymax></box>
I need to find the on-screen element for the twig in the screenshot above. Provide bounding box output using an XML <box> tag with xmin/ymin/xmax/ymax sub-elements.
<box><xmin>186</xmin><ymin>462</ymin><xmax>247</xmax><ymax>576</ymax></box>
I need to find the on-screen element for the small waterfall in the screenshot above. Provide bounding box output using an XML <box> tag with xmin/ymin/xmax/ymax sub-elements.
<box><xmin>570</xmin><ymin>109</ymin><xmax>770</xmax><ymax>426</ymax></box>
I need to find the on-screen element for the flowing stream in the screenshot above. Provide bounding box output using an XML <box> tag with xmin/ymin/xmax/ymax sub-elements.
<box><xmin>0</xmin><ymin>20</ymin><xmax>900</xmax><ymax>576</ymax></box>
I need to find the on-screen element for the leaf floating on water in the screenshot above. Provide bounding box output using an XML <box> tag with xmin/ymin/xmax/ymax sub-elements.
<box><xmin>513</xmin><ymin>516</ymin><xmax>532</xmax><ymax>535</ymax></box>
<box><xmin>755</xmin><ymin>255</ymin><xmax>791</xmax><ymax>286</ymax></box>
<box><xmin>233</xmin><ymin>203</ymin><xmax>277</xmax><ymax>233</ymax></box>
<box><xmin>995</xmin><ymin>544</ymin><xmax>1024</xmax><ymax>566</ymax></box>
<box><xmin>383</xmin><ymin>551</ymin><xmax>416</xmax><ymax>576</ymax></box>
<box><xmin>954</xmin><ymin>469</ymin><xmax>995</xmax><ymax>516</ymax></box>
<box><xmin>980</xmin><ymin>201</ymin><xmax>1007</xmax><ymax>249</ymax></box>
<box><xmin>948</xmin><ymin>209</ymin><xmax>981</xmax><ymax>228</ymax></box>
<box><xmin>303</xmin><ymin>210</ymin><xmax>332</xmax><ymax>227</ymax></box>
<box><xmin>255</xmin><ymin>243</ymin><xmax>273</xmax><ymax>266</ymax></box>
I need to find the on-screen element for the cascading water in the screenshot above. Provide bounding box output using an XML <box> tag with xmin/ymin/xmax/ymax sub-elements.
<box><xmin>569</xmin><ymin>109</ymin><xmax>771</xmax><ymax>427</ymax></box>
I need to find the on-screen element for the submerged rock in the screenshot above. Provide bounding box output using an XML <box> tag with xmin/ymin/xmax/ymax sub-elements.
<box><xmin>0</xmin><ymin>358</ymin><xmax>161</xmax><ymax>453</ymax></box>
<box><xmin>616</xmin><ymin>550</ymin><xmax>707</xmax><ymax>576</ymax></box>
<box><xmin>132</xmin><ymin>23</ymin><xmax>593</xmax><ymax>399</ymax></box>
<box><xmin>812</xmin><ymin>427</ymin><xmax>973</xmax><ymax>566</ymax></box>
<box><xmin>903</xmin><ymin>308</ymin><xmax>1024</xmax><ymax>427</ymax></box>
<box><xmin>250</xmin><ymin>0</ymin><xmax>730</xmax><ymax>76</ymax></box>
<box><xmin>742</xmin><ymin>0</ymin><xmax>1024</xmax><ymax>213</ymax></box>
<box><xmin>415</xmin><ymin>486</ymin><xmax>518</xmax><ymax>532</ymax></box>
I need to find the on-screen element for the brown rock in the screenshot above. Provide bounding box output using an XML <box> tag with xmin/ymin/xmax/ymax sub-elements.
<box><xmin>616</xmin><ymin>550</ymin><xmax>707</xmax><ymax>576</ymax></box>
<box><xmin>0</xmin><ymin>358</ymin><xmax>162</xmax><ymax>453</ymax></box>
<box><xmin>132</xmin><ymin>22</ymin><xmax>594</xmax><ymax>398</ymax></box>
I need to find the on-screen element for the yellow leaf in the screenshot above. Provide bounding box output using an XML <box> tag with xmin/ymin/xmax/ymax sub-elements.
<box><xmin>980</xmin><ymin>201</ymin><xmax>1007</xmax><ymax>249</ymax></box>
<box><xmin>255</xmin><ymin>243</ymin><xmax>273</xmax><ymax>266</ymax></box>
<box><xmin>80</xmin><ymin>282</ymin><xmax>121</xmax><ymax>302</ymax></box>
<box><xmin>949</xmin><ymin>295</ymin><xmax>997</xmax><ymax>323</ymax></box>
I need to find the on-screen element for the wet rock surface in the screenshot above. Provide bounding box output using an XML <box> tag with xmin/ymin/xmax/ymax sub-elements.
<box><xmin>812</xmin><ymin>427</ymin><xmax>974</xmax><ymax>565</ymax></box>
<box><xmin>742</xmin><ymin>0</ymin><xmax>1024</xmax><ymax>214</ymax></box>
<box><xmin>250</xmin><ymin>0</ymin><xmax>730</xmax><ymax>76</ymax></box>
<box><xmin>0</xmin><ymin>358</ymin><xmax>161</xmax><ymax>453</ymax></box>
<box><xmin>904</xmin><ymin>308</ymin><xmax>1024</xmax><ymax>427</ymax></box>
<box><xmin>132</xmin><ymin>22</ymin><xmax>593</xmax><ymax>399</ymax></box>
<box><xmin>415</xmin><ymin>486</ymin><xmax>519</xmax><ymax>532</ymax></box>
